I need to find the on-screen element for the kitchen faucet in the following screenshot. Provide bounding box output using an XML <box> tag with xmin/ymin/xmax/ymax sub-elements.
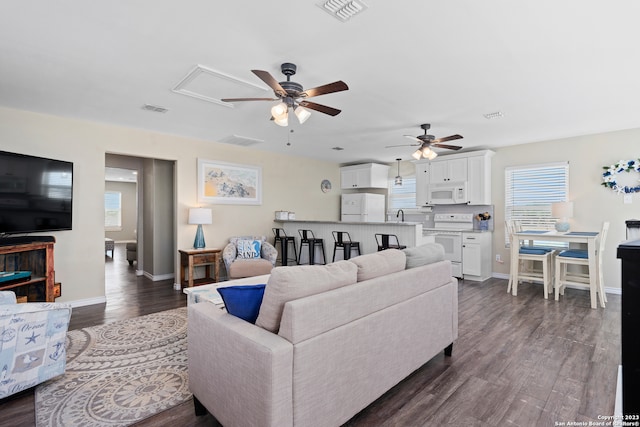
<box><xmin>396</xmin><ymin>209</ymin><xmax>404</xmax><ymax>222</ymax></box>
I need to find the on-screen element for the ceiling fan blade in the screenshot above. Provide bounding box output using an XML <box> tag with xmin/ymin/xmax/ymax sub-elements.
<box><xmin>220</xmin><ymin>97</ymin><xmax>279</xmax><ymax>102</ymax></box>
<box><xmin>403</xmin><ymin>135</ymin><xmax>422</xmax><ymax>143</ymax></box>
<box><xmin>298</xmin><ymin>100</ymin><xmax>341</xmax><ymax>116</ymax></box>
<box><xmin>432</xmin><ymin>143</ymin><xmax>463</xmax><ymax>150</ymax></box>
<box><xmin>251</xmin><ymin>70</ymin><xmax>287</xmax><ymax>97</ymax></box>
<box><xmin>432</xmin><ymin>134</ymin><xmax>463</xmax><ymax>143</ymax></box>
<box><xmin>300</xmin><ymin>81</ymin><xmax>349</xmax><ymax>98</ymax></box>
<box><xmin>385</xmin><ymin>143</ymin><xmax>421</xmax><ymax>148</ymax></box>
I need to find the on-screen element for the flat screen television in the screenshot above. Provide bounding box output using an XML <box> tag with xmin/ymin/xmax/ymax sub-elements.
<box><xmin>0</xmin><ymin>150</ymin><xmax>73</xmax><ymax>235</ymax></box>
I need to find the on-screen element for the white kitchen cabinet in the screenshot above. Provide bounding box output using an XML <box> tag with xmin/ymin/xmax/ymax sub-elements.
<box><xmin>415</xmin><ymin>161</ymin><xmax>430</xmax><ymax>207</ymax></box>
<box><xmin>466</xmin><ymin>151</ymin><xmax>494</xmax><ymax>205</ymax></box>
<box><xmin>462</xmin><ymin>232</ymin><xmax>492</xmax><ymax>281</ymax></box>
<box><xmin>429</xmin><ymin>157</ymin><xmax>467</xmax><ymax>183</ymax></box>
<box><xmin>340</xmin><ymin>163</ymin><xmax>390</xmax><ymax>189</ymax></box>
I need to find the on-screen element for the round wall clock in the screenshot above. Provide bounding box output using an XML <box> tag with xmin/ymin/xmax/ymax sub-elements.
<box><xmin>320</xmin><ymin>179</ymin><xmax>332</xmax><ymax>193</ymax></box>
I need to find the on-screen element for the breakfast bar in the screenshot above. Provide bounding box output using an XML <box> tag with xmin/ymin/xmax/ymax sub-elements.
<box><xmin>274</xmin><ymin>219</ymin><xmax>427</xmax><ymax>262</ymax></box>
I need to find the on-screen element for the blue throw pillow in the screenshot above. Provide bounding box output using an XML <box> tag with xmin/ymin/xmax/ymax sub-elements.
<box><xmin>217</xmin><ymin>284</ymin><xmax>266</xmax><ymax>324</ymax></box>
<box><xmin>237</xmin><ymin>239</ymin><xmax>262</xmax><ymax>259</ymax></box>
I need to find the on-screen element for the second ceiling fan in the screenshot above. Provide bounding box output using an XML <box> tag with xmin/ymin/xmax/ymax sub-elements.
<box><xmin>386</xmin><ymin>124</ymin><xmax>463</xmax><ymax>160</ymax></box>
<box><xmin>221</xmin><ymin>62</ymin><xmax>348</xmax><ymax>126</ymax></box>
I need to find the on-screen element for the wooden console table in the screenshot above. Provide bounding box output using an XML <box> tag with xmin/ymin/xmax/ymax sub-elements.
<box><xmin>0</xmin><ymin>237</ymin><xmax>58</xmax><ymax>302</ymax></box>
<box><xmin>179</xmin><ymin>248</ymin><xmax>221</xmax><ymax>288</ymax></box>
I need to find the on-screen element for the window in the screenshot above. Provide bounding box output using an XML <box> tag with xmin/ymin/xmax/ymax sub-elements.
<box><xmin>43</xmin><ymin>171</ymin><xmax>72</xmax><ymax>199</ymax></box>
<box><xmin>504</xmin><ymin>162</ymin><xmax>569</xmax><ymax>246</ymax></box>
<box><xmin>105</xmin><ymin>191</ymin><xmax>122</xmax><ymax>230</ymax></box>
<box><xmin>388</xmin><ymin>177</ymin><xmax>417</xmax><ymax>210</ymax></box>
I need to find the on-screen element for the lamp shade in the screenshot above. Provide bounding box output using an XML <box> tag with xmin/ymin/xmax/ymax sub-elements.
<box><xmin>188</xmin><ymin>208</ymin><xmax>212</xmax><ymax>225</ymax></box>
<box><xmin>551</xmin><ymin>201</ymin><xmax>574</xmax><ymax>219</ymax></box>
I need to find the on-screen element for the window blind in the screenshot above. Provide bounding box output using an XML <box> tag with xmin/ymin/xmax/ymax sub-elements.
<box><xmin>104</xmin><ymin>191</ymin><xmax>122</xmax><ymax>228</ymax></box>
<box><xmin>388</xmin><ymin>177</ymin><xmax>417</xmax><ymax>210</ymax></box>
<box><xmin>504</xmin><ymin>162</ymin><xmax>569</xmax><ymax>246</ymax></box>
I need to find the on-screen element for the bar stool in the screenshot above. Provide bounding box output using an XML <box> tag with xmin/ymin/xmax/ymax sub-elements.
<box><xmin>332</xmin><ymin>231</ymin><xmax>361</xmax><ymax>261</ymax></box>
<box><xmin>375</xmin><ymin>234</ymin><xmax>407</xmax><ymax>251</ymax></box>
<box><xmin>298</xmin><ymin>229</ymin><xmax>326</xmax><ymax>265</ymax></box>
<box><xmin>272</xmin><ymin>228</ymin><xmax>298</xmax><ymax>266</ymax></box>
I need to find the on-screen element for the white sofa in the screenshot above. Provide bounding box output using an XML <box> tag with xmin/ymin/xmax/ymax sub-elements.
<box><xmin>188</xmin><ymin>245</ymin><xmax>457</xmax><ymax>427</ymax></box>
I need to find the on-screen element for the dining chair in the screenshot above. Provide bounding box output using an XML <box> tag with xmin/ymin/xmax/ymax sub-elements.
<box><xmin>554</xmin><ymin>221</ymin><xmax>609</xmax><ymax>308</ymax></box>
<box><xmin>507</xmin><ymin>220</ymin><xmax>556</xmax><ymax>298</ymax></box>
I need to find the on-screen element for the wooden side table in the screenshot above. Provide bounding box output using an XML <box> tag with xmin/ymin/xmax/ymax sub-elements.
<box><xmin>179</xmin><ymin>248</ymin><xmax>222</xmax><ymax>288</ymax></box>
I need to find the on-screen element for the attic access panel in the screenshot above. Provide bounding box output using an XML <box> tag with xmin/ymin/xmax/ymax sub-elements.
<box><xmin>172</xmin><ymin>65</ymin><xmax>269</xmax><ymax>108</ymax></box>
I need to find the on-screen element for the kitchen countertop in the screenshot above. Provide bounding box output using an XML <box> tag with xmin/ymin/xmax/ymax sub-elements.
<box><xmin>275</xmin><ymin>219</ymin><xmax>422</xmax><ymax>226</ymax></box>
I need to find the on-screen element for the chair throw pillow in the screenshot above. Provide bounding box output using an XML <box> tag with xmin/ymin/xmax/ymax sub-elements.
<box><xmin>217</xmin><ymin>284</ymin><xmax>266</xmax><ymax>324</ymax></box>
<box><xmin>237</xmin><ymin>239</ymin><xmax>262</xmax><ymax>259</ymax></box>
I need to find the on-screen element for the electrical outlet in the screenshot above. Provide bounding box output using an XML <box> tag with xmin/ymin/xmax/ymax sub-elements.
<box><xmin>495</xmin><ymin>254</ymin><xmax>503</xmax><ymax>264</ymax></box>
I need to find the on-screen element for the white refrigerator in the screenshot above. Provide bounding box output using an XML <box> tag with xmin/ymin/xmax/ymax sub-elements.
<box><xmin>341</xmin><ymin>193</ymin><xmax>386</xmax><ymax>223</ymax></box>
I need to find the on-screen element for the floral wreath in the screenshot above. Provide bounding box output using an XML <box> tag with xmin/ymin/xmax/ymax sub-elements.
<box><xmin>601</xmin><ymin>159</ymin><xmax>640</xmax><ymax>193</ymax></box>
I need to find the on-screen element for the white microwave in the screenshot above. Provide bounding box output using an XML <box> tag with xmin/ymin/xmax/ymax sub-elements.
<box><xmin>428</xmin><ymin>182</ymin><xmax>468</xmax><ymax>205</ymax></box>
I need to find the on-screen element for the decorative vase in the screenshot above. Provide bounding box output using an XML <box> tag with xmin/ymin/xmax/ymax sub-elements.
<box><xmin>479</xmin><ymin>220</ymin><xmax>489</xmax><ymax>231</ymax></box>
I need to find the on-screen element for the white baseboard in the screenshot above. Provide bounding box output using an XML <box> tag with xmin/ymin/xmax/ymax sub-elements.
<box><xmin>142</xmin><ymin>271</ymin><xmax>175</xmax><ymax>282</ymax></box>
<box><xmin>67</xmin><ymin>296</ymin><xmax>107</xmax><ymax>308</ymax></box>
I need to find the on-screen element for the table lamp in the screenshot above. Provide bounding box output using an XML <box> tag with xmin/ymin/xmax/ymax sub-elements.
<box><xmin>188</xmin><ymin>208</ymin><xmax>212</xmax><ymax>249</ymax></box>
<box><xmin>552</xmin><ymin>201</ymin><xmax>573</xmax><ymax>232</ymax></box>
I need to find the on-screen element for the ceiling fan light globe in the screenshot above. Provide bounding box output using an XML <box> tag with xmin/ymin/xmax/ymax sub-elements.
<box><xmin>271</xmin><ymin>102</ymin><xmax>288</xmax><ymax>120</ymax></box>
<box><xmin>294</xmin><ymin>106</ymin><xmax>311</xmax><ymax>124</ymax></box>
<box><xmin>426</xmin><ymin>150</ymin><xmax>438</xmax><ymax>160</ymax></box>
<box><xmin>412</xmin><ymin>149</ymin><xmax>423</xmax><ymax>160</ymax></box>
<box><xmin>273</xmin><ymin>113</ymin><xmax>288</xmax><ymax>127</ymax></box>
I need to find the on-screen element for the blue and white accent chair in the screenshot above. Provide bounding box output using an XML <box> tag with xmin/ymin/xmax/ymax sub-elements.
<box><xmin>0</xmin><ymin>291</ymin><xmax>72</xmax><ymax>399</ymax></box>
<box><xmin>506</xmin><ymin>221</ymin><xmax>556</xmax><ymax>298</ymax></box>
<box><xmin>223</xmin><ymin>236</ymin><xmax>277</xmax><ymax>280</ymax></box>
<box><xmin>554</xmin><ymin>222</ymin><xmax>609</xmax><ymax>308</ymax></box>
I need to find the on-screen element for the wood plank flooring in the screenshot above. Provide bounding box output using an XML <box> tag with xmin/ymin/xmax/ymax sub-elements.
<box><xmin>0</xmin><ymin>243</ymin><xmax>621</xmax><ymax>426</ymax></box>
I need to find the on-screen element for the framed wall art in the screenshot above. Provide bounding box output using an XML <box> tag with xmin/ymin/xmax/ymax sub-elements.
<box><xmin>197</xmin><ymin>159</ymin><xmax>262</xmax><ymax>205</ymax></box>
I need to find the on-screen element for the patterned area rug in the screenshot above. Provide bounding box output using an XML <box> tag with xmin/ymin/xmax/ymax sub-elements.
<box><xmin>35</xmin><ymin>307</ymin><xmax>191</xmax><ymax>427</ymax></box>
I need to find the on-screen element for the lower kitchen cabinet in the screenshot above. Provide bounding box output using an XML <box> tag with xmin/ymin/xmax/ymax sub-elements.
<box><xmin>462</xmin><ymin>232</ymin><xmax>492</xmax><ymax>281</ymax></box>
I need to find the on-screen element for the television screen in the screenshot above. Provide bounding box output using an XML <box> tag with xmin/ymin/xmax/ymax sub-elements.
<box><xmin>0</xmin><ymin>150</ymin><xmax>73</xmax><ymax>234</ymax></box>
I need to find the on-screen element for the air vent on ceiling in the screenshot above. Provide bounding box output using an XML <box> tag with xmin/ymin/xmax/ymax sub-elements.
<box><xmin>332</xmin><ymin>146</ymin><xmax>345</xmax><ymax>151</ymax></box>
<box><xmin>219</xmin><ymin>134</ymin><xmax>265</xmax><ymax>147</ymax></box>
<box><xmin>317</xmin><ymin>0</ymin><xmax>368</xmax><ymax>22</ymax></box>
<box><xmin>142</xmin><ymin>104</ymin><xmax>168</xmax><ymax>113</ymax></box>
<box><xmin>483</xmin><ymin>111</ymin><xmax>504</xmax><ymax>120</ymax></box>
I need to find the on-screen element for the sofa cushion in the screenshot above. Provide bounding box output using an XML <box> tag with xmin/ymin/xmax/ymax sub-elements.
<box><xmin>228</xmin><ymin>259</ymin><xmax>274</xmax><ymax>280</ymax></box>
<box><xmin>403</xmin><ymin>243</ymin><xmax>445</xmax><ymax>269</ymax></box>
<box><xmin>217</xmin><ymin>284</ymin><xmax>266</xmax><ymax>324</ymax></box>
<box><xmin>255</xmin><ymin>261</ymin><xmax>357</xmax><ymax>333</ymax></box>
<box><xmin>348</xmin><ymin>249</ymin><xmax>406</xmax><ymax>282</ymax></box>
<box><xmin>237</xmin><ymin>239</ymin><xmax>262</xmax><ymax>259</ymax></box>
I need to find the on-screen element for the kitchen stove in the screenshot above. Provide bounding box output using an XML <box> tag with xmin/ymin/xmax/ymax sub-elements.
<box><xmin>423</xmin><ymin>213</ymin><xmax>474</xmax><ymax>278</ymax></box>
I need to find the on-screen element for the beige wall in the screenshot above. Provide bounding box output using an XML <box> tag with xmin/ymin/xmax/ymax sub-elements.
<box><xmin>0</xmin><ymin>106</ymin><xmax>341</xmax><ymax>305</ymax></box>
<box><xmin>105</xmin><ymin>181</ymin><xmax>137</xmax><ymax>242</ymax></box>
<box><xmin>492</xmin><ymin>128</ymin><xmax>640</xmax><ymax>291</ymax></box>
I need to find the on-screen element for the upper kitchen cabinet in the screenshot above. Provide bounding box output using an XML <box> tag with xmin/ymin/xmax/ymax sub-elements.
<box><xmin>429</xmin><ymin>157</ymin><xmax>468</xmax><ymax>183</ymax></box>
<box><xmin>340</xmin><ymin>163</ymin><xmax>390</xmax><ymax>189</ymax></box>
<box><xmin>466</xmin><ymin>150</ymin><xmax>494</xmax><ymax>205</ymax></box>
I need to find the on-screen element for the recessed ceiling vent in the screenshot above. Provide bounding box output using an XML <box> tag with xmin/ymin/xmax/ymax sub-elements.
<box><xmin>317</xmin><ymin>0</ymin><xmax>368</xmax><ymax>22</ymax></box>
<box><xmin>219</xmin><ymin>134</ymin><xmax>265</xmax><ymax>147</ymax></box>
<box><xmin>141</xmin><ymin>104</ymin><xmax>168</xmax><ymax>113</ymax></box>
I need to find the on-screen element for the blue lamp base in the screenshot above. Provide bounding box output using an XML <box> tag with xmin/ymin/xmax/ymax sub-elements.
<box><xmin>193</xmin><ymin>224</ymin><xmax>206</xmax><ymax>249</ymax></box>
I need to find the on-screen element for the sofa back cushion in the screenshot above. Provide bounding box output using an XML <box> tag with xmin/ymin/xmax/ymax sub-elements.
<box><xmin>402</xmin><ymin>243</ymin><xmax>445</xmax><ymax>269</ymax></box>
<box><xmin>255</xmin><ymin>261</ymin><xmax>357</xmax><ymax>333</ymax></box>
<box><xmin>348</xmin><ymin>249</ymin><xmax>406</xmax><ymax>282</ymax></box>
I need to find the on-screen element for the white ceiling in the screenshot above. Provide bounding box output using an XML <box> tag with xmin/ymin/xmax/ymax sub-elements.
<box><xmin>2</xmin><ymin>1</ymin><xmax>639</xmax><ymax>165</ymax></box>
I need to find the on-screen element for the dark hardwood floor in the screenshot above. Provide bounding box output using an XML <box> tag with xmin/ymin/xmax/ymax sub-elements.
<box><xmin>0</xmin><ymin>244</ymin><xmax>621</xmax><ymax>426</ymax></box>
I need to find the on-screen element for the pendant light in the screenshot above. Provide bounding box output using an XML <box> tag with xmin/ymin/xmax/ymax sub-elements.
<box><xmin>394</xmin><ymin>158</ymin><xmax>403</xmax><ymax>186</ymax></box>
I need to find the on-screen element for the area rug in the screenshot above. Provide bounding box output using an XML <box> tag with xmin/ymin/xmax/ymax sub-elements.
<box><xmin>35</xmin><ymin>307</ymin><xmax>191</xmax><ymax>427</ymax></box>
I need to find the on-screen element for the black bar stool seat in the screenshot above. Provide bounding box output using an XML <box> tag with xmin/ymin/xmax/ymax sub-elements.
<box><xmin>298</xmin><ymin>229</ymin><xmax>326</xmax><ymax>265</ymax></box>
<box><xmin>273</xmin><ymin>228</ymin><xmax>298</xmax><ymax>266</ymax></box>
<box><xmin>332</xmin><ymin>231</ymin><xmax>361</xmax><ymax>261</ymax></box>
<box><xmin>375</xmin><ymin>233</ymin><xmax>407</xmax><ymax>251</ymax></box>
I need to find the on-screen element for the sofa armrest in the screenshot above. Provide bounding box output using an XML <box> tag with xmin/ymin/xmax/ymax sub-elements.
<box><xmin>222</xmin><ymin>242</ymin><xmax>237</xmax><ymax>272</ymax></box>
<box><xmin>188</xmin><ymin>303</ymin><xmax>294</xmax><ymax>427</ymax></box>
<box><xmin>0</xmin><ymin>291</ymin><xmax>17</xmax><ymax>305</ymax></box>
<box><xmin>261</xmin><ymin>241</ymin><xmax>278</xmax><ymax>266</ymax></box>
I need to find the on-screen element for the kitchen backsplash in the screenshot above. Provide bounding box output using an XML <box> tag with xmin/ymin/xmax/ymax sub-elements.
<box><xmin>389</xmin><ymin>205</ymin><xmax>495</xmax><ymax>231</ymax></box>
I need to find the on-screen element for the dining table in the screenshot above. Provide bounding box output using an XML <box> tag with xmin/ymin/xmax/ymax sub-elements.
<box><xmin>510</xmin><ymin>229</ymin><xmax>603</xmax><ymax>309</ymax></box>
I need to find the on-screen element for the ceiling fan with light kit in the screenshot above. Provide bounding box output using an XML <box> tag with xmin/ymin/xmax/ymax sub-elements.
<box><xmin>221</xmin><ymin>62</ymin><xmax>349</xmax><ymax>126</ymax></box>
<box><xmin>386</xmin><ymin>124</ymin><xmax>463</xmax><ymax>160</ymax></box>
